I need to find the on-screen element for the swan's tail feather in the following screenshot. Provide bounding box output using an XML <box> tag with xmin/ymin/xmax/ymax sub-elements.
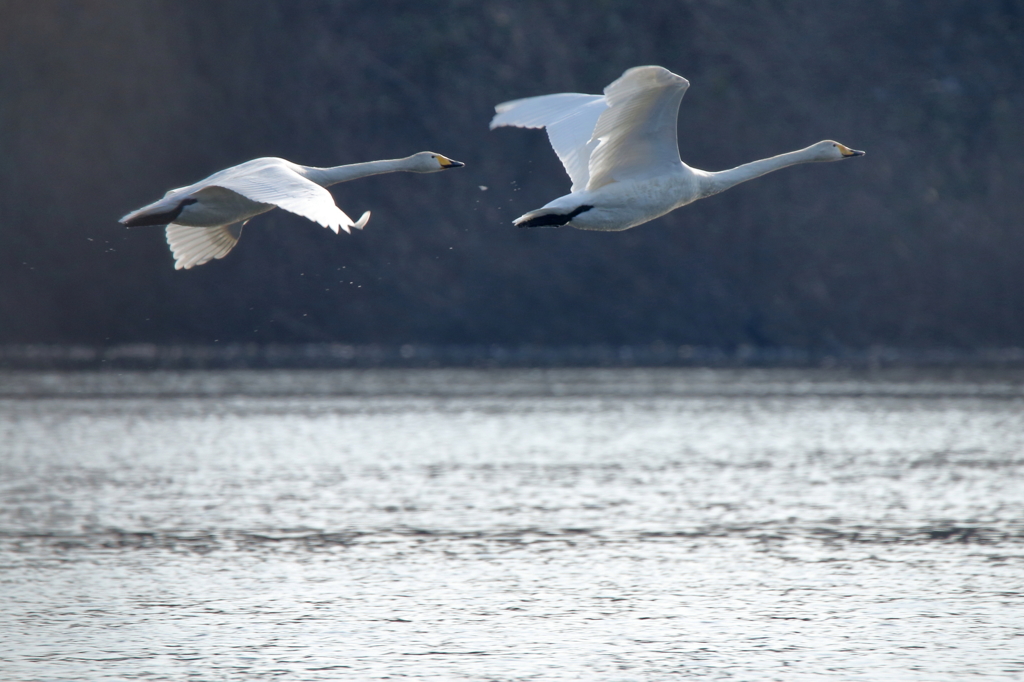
<box><xmin>166</xmin><ymin>222</ymin><xmax>244</xmax><ymax>270</ymax></box>
<box><xmin>121</xmin><ymin>198</ymin><xmax>198</xmax><ymax>227</ymax></box>
<box><xmin>514</xmin><ymin>204</ymin><xmax>593</xmax><ymax>228</ymax></box>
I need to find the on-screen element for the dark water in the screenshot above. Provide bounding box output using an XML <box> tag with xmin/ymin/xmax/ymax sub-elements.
<box><xmin>2</xmin><ymin>368</ymin><xmax>1023</xmax><ymax>680</ymax></box>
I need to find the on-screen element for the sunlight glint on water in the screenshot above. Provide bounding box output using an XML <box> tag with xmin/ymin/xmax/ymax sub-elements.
<box><xmin>1</xmin><ymin>368</ymin><xmax>1022</xmax><ymax>680</ymax></box>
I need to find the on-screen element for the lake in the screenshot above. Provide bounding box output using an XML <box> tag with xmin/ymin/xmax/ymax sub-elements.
<box><xmin>1</xmin><ymin>367</ymin><xmax>1022</xmax><ymax>680</ymax></box>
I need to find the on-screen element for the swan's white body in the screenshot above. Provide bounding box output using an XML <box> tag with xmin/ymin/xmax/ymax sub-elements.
<box><xmin>490</xmin><ymin>66</ymin><xmax>863</xmax><ymax>231</ymax></box>
<box><xmin>120</xmin><ymin>152</ymin><xmax>463</xmax><ymax>269</ymax></box>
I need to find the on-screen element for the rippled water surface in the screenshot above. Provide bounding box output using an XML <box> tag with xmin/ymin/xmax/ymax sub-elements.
<box><xmin>2</xmin><ymin>368</ymin><xmax>1023</xmax><ymax>680</ymax></box>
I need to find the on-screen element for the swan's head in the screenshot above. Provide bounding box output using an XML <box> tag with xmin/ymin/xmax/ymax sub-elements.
<box><xmin>409</xmin><ymin>152</ymin><xmax>466</xmax><ymax>172</ymax></box>
<box><xmin>812</xmin><ymin>140</ymin><xmax>865</xmax><ymax>161</ymax></box>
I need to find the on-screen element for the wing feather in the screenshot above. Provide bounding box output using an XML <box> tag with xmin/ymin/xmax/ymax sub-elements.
<box><xmin>491</xmin><ymin>93</ymin><xmax>607</xmax><ymax>192</ymax></box>
<box><xmin>166</xmin><ymin>223</ymin><xmax>243</xmax><ymax>270</ymax></box>
<box><xmin>586</xmin><ymin>66</ymin><xmax>689</xmax><ymax>191</ymax></box>
<box><xmin>208</xmin><ymin>160</ymin><xmax>357</xmax><ymax>234</ymax></box>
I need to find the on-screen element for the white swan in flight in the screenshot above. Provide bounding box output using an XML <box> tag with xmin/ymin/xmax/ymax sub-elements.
<box><xmin>490</xmin><ymin>66</ymin><xmax>863</xmax><ymax>230</ymax></box>
<box><xmin>120</xmin><ymin>152</ymin><xmax>464</xmax><ymax>269</ymax></box>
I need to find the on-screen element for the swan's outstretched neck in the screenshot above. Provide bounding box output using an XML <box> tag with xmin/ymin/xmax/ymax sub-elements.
<box><xmin>701</xmin><ymin>145</ymin><xmax>821</xmax><ymax>198</ymax></box>
<box><xmin>302</xmin><ymin>158</ymin><xmax>411</xmax><ymax>187</ymax></box>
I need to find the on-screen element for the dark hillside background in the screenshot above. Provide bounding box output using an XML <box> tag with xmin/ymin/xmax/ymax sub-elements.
<box><xmin>2</xmin><ymin>0</ymin><xmax>1023</xmax><ymax>352</ymax></box>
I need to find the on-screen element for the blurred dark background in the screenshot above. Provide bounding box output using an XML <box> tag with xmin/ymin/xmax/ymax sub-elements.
<box><xmin>2</xmin><ymin>0</ymin><xmax>1022</xmax><ymax>352</ymax></box>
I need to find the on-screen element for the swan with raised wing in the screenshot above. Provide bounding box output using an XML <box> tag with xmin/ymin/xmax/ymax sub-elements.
<box><xmin>120</xmin><ymin>152</ymin><xmax>464</xmax><ymax>269</ymax></box>
<box><xmin>490</xmin><ymin>66</ymin><xmax>863</xmax><ymax>230</ymax></box>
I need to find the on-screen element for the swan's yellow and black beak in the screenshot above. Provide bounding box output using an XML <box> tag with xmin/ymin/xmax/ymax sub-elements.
<box><xmin>837</xmin><ymin>144</ymin><xmax>865</xmax><ymax>158</ymax></box>
<box><xmin>437</xmin><ymin>155</ymin><xmax>465</xmax><ymax>169</ymax></box>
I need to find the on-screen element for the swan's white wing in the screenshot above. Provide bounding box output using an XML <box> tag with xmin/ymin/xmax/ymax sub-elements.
<box><xmin>166</xmin><ymin>223</ymin><xmax>243</xmax><ymax>270</ymax></box>
<box><xmin>586</xmin><ymin>66</ymin><xmax>689</xmax><ymax>191</ymax></box>
<box><xmin>491</xmin><ymin>93</ymin><xmax>607</xmax><ymax>192</ymax></box>
<box><xmin>207</xmin><ymin>160</ymin><xmax>358</xmax><ymax>234</ymax></box>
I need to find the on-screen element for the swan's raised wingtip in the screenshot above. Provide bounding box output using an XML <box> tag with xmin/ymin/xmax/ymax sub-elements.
<box><xmin>618</xmin><ymin>65</ymin><xmax>689</xmax><ymax>88</ymax></box>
